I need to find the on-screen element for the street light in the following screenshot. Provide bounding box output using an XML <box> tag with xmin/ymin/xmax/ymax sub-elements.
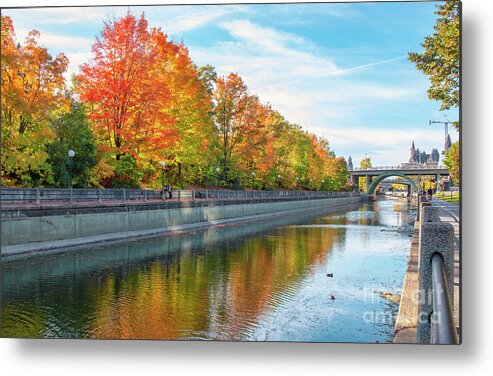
<box><xmin>215</xmin><ymin>166</ymin><xmax>221</xmax><ymax>189</ymax></box>
<box><xmin>251</xmin><ymin>171</ymin><xmax>256</xmax><ymax>190</ymax></box>
<box><xmin>160</xmin><ymin>161</ymin><xmax>166</xmax><ymax>199</ymax></box>
<box><xmin>68</xmin><ymin>149</ymin><xmax>75</xmax><ymax>189</ymax></box>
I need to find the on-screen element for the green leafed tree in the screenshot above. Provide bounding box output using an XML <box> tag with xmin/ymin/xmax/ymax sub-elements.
<box><xmin>46</xmin><ymin>100</ymin><xmax>98</xmax><ymax>188</ymax></box>
<box><xmin>443</xmin><ymin>141</ymin><xmax>460</xmax><ymax>186</ymax></box>
<box><xmin>408</xmin><ymin>0</ymin><xmax>460</xmax><ymax>130</ymax></box>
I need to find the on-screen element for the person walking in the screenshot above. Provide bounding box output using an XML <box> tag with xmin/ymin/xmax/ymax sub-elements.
<box><xmin>427</xmin><ymin>187</ymin><xmax>433</xmax><ymax>201</ymax></box>
<box><xmin>168</xmin><ymin>185</ymin><xmax>173</xmax><ymax>200</ymax></box>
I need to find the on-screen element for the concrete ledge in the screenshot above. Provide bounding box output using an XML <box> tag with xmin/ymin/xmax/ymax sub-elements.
<box><xmin>1</xmin><ymin>197</ymin><xmax>362</xmax><ymax>261</ymax></box>
<box><xmin>393</xmin><ymin>220</ymin><xmax>420</xmax><ymax>343</ymax></box>
<box><xmin>1</xmin><ymin>195</ymin><xmax>354</xmax><ymax>218</ymax></box>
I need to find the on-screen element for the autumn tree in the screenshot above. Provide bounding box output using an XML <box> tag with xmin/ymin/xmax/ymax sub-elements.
<box><xmin>409</xmin><ymin>0</ymin><xmax>460</xmax><ymax>130</ymax></box>
<box><xmin>234</xmin><ymin>97</ymin><xmax>276</xmax><ymax>188</ymax></box>
<box><xmin>1</xmin><ymin>15</ymin><xmax>69</xmax><ymax>186</ymax></box>
<box><xmin>197</xmin><ymin>64</ymin><xmax>218</xmax><ymax>96</ymax></box>
<box><xmin>359</xmin><ymin>157</ymin><xmax>372</xmax><ymax>192</ymax></box>
<box><xmin>149</xmin><ymin>31</ymin><xmax>214</xmax><ymax>188</ymax></box>
<box><xmin>77</xmin><ymin>13</ymin><xmax>179</xmax><ymax>170</ymax></box>
<box><xmin>323</xmin><ymin>157</ymin><xmax>349</xmax><ymax>191</ymax></box>
<box><xmin>444</xmin><ymin>141</ymin><xmax>460</xmax><ymax>186</ymax></box>
<box><xmin>212</xmin><ymin>73</ymin><xmax>252</xmax><ymax>186</ymax></box>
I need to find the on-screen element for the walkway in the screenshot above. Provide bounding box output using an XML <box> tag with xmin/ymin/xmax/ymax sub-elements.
<box><xmin>432</xmin><ymin>197</ymin><xmax>461</xmax><ymax>340</ymax></box>
<box><xmin>394</xmin><ymin>196</ymin><xmax>461</xmax><ymax>343</ymax></box>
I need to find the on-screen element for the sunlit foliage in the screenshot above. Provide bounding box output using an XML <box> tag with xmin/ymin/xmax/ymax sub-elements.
<box><xmin>1</xmin><ymin>16</ymin><xmax>69</xmax><ymax>186</ymax></box>
<box><xmin>3</xmin><ymin>12</ymin><xmax>349</xmax><ymax>190</ymax></box>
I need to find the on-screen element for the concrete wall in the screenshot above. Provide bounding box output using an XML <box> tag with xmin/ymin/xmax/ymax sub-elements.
<box><xmin>1</xmin><ymin>197</ymin><xmax>361</xmax><ymax>251</ymax></box>
<box><xmin>3</xmin><ymin>209</ymin><xmax>350</xmax><ymax>287</ymax></box>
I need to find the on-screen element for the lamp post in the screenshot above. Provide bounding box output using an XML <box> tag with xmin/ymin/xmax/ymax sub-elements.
<box><xmin>251</xmin><ymin>172</ymin><xmax>256</xmax><ymax>190</ymax></box>
<box><xmin>68</xmin><ymin>149</ymin><xmax>75</xmax><ymax>189</ymax></box>
<box><xmin>295</xmin><ymin>176</ymin><xmax>299</xmax><ymax>190</ymax></box>
<box><xmin>277</xmin><ymin>174</ymin><xmax>281</xmax><ymax>190</ymax></box>
<box><xmin>215</xmin><ymin>166</ymin><xmax>221</xmax><ymax>188</ymax></box>
<box><xmin>160</xmin><ymin>161</ymin><xmax>166</xmax><ymax>200</ymax></box>
<box><xmin>321</xmin><ymin>180</ymin><xmax>325</xmax><ymax>191</ymax></box>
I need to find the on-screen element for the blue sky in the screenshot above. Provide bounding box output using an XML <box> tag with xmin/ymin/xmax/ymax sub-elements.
<box><xmin>3</xmin><ymin>1</ymin><xmax>459</xmax><ymax>166</ymax></box>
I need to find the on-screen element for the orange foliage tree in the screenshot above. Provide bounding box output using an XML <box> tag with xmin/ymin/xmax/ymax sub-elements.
<box><xmin>77</xmin><ymin>13</ymin><xmax>179</xmax><ymax>169</ymax></box>
<box><xmin>149</xmin><ymin>30</ymin><xmax>214</xmax><ymax>187</ymax></box>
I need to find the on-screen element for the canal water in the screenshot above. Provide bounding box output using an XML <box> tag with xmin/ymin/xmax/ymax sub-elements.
<box><xmin>1</xmin><ymin>197</ymin><xmax>415</xmax><ymax>342</ymax></box>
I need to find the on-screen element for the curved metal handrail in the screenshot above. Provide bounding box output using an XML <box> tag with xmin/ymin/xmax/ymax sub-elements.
<box><xmin>430</xmin><ymin>253</ymin><xmax>459</xmax><ymax>344</ymax></box>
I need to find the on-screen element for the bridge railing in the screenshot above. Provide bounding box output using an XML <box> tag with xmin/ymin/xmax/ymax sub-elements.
<box><xmin>352</xmin><ymin>164</ymin><xmax>447</xmax><ymax>171</ymax></box>
<box><xmin>0</xmin><ymin>187</ymin><xmax>357</xmax><ymax>205</ymax></box>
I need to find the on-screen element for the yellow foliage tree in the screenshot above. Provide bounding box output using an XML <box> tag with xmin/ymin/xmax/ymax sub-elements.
<box><xmin>1</xmin><ymin>16</ymin><xmax>69</xmax><ymax>186</ymax></box>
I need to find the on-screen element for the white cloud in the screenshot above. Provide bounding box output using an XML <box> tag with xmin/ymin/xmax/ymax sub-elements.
<box><xmin>16</xmin><ymin>28</ymin><xmax>93</xmax><ymax>52</ymax></box>
<box><xmin>7</xmin><ymin>7</ymin><xmax>108</xmax><ymax>26</ymax></box>
<box><xmin>220</xmin><ymin>19</ymin><xmax>306</xmax><ymax>53</ymax></box>
<box><xmin>14</xmin><ymin>28</ymin><xmax>94</xmax><ymax>80</ymax></box>
<box><xmin>157</xmin><ymin>7</ymin><xmax>238</xmax><ymax>34</ymax></box>
<box><xmin>191</xmin><ymin>22</ymin><xmax>340</xmax><ymax>93</ymax></box>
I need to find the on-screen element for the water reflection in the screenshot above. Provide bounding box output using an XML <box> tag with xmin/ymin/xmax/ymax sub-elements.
<box><xmin>1</xmin><ymin>198</ymin><xmax>414</xmax><ymax>342</ymax></box>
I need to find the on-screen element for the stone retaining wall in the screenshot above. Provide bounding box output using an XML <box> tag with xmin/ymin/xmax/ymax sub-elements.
<box><xmin>1</xmin><ymin>196</ymin><xmax>362</xmax><ymax>259</ymax></box>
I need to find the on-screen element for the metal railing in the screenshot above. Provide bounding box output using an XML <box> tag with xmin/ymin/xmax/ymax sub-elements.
<box><xmin>352</xmin><ymin>164</ymin><xmax>447</xmax><ymax>171</ymax></box>
<box><xmin>430</xmin><ymin>253</ymin><xmax>459</xmax><ymax>344</ymax></box>
<box><xmin>0</xmin><ymin>187</ymin><xmax>356</xmax><ymax>205</ymax></box>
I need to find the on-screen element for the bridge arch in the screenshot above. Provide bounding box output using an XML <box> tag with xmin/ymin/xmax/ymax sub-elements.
<box><xmin>367</xmin><ymin>172</ymin><xmax>420</xmax><ymax>195</ymax></box>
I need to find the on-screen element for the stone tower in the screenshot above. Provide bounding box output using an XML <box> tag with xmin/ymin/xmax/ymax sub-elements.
<box><xmin>347</xmin><ymin>156</ymin><xmax>353</xmax><ymax>171</ymax></box>
<box><xmin>409</xmin><ymin>141</ymin><xmax>416</xmax><ymax>162</ymax></box>
<box><xmin>432</xmin><ymin>148</ymin><xmax>440</xmax><ymax>162</ymax></box>
<box><xmin>444</xmin><ymin>134</ymin><xmax>452</xmax><ymax>154</ymax></box>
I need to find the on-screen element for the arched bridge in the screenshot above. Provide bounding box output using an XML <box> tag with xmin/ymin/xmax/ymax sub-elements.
<box><xmin>349</xmin><ymin>165</ymin><xmax>450</xmax><ymax>195</ymax></box>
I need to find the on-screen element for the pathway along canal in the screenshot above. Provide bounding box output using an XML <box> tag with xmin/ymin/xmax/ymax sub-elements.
<box><xmin>1</xmin><ymin>197</ymin><xmax>415</xmax><ymax>342</ymax></box>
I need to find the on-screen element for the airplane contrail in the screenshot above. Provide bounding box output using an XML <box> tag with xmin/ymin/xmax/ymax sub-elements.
<box><xmin>256</xmin><ymin>55</ymin><xmax>407</xmax><ymax>91</ymax></box>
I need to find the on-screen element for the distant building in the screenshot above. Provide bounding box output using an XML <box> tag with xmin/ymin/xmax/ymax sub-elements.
<box><xmin>347</xmin><ymin>156</ymin><xmax>353</xmax><ymax>171</ymax></box>
<box><xmin>401</xmin><ymin>141</ymin><xmax>440</xmax><ymax>168</ymax></box>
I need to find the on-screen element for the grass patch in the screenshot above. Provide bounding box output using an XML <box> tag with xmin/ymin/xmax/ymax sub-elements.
<box><xmin>435</xmin><ymin>191</ymin><xmax>460</xmax><ymax>204</ymax></box>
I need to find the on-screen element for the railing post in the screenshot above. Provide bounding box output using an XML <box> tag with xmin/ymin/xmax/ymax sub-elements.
<box><xmin>122</xmin><ymin>188</ymin><xmax>126</xmax><ymax>203</ymax></box>
<box><xmin>69</xmin><ymin>187</ymin><xmax>73</xmax><ymax>203</ymax></box>
<box><xmin>98</xmin><ymin>189</ymin><xmax>102</xmax><ymax>203</ymax></box>
<box><xmin>35</xmin><ymin>188</ymin><xmax>40</xmax><ymax>205</ymax></box>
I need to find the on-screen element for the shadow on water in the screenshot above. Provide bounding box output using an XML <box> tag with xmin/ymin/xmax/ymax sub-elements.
<box><xmin>1</xmin><ymin>198</ymin><xmax>415</xmax><ymax>342</ymax></box>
